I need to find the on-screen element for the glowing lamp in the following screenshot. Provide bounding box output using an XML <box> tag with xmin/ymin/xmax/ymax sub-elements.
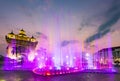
<box><xmin>52</xmin><ymin>57</ymin><xmax>55</xmax><ymax>59</ymax></box>
<box><xmin>75</xmin><ymin>67</ymin><xmax>78</xmax><ymax>70</ymax></box>
<box><xmin>67</xmin><ymin>67</ymin><xmax>69</xmax><ymax>70</ymax></box>
<box><xmin>38</xmin><ymin>65</ymin><xmax>43</xmax><ymax>69</ymax></box>
<box><xmin>86</xmin><ymin>53</ymin><xmax>90</xmax><ymax>57</ymax></box>
<box><xmin>35</xmin><ymin>53</ymin><xmax>38</xmax><ymax>56</ymax></box>
<box><xmin>73</xmin><ymin>57</ymin><xmax>76</xmax><ymax>59</ymax></box>
<box><xmin>66</xmin><ymin>55</ymin><xmax>69</xmax><ymax>58</ymax></box>
<box><xmin>49</xmin><ymin>66</ymin><xmax>52</xmax><ymax>70</ymax></box>
<box><xmin>56</xmin><ymin>66</ymin><xmax>61</xmax><ymax>70</ymax></box>
<box><xmin>46</xmin><ymin>72</ymin><xmax>51</xmax><ymax>76</ymax></box>
<box><xmin>60</xmin><ymin>72</ymin><xmax>62</xmax><ymax>74</ymax></box>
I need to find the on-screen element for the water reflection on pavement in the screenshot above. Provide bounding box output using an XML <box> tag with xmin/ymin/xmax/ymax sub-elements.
<box><xmin>0</xmin><ymin>71</ymin><xmax>120</xmax><ymax>81</ymax></box>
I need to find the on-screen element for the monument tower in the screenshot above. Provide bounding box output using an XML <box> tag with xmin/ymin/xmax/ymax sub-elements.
<box><xmin>5</xmin><ymin>29</ymin><xmax>38</xmax><ymax>62</ymax></box>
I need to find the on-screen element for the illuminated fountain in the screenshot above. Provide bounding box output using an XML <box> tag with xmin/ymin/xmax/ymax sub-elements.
<box><xmin>4</xmin><ymin>29</ymin><xmax>116</xmax><ymax>76</ymax></box>
<box><xmin>33</xmin><ymin>47</ymin><xmax>84</xmax><ymax>76</ymax></box>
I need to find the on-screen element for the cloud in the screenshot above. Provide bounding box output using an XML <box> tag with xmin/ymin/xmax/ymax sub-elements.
<box><xmin>85</xmin><ymin>29</ymin><xmax>110</xmax><ymax>43</ymax></box>
<box><xmin>80</xmin><ymin>18</ymin><xmax>97</xmax><ymax>28</ymax></box>
<box><xmin>106</xmin><ymin>0</ymin><xmax>120</xmax><ymax>18</ymax></box>
<box><xmin>35</xmin><ymin>32</ymin><xmax>48</xmax><ymax>39</ymax></box>
<box><xmin>85</xmin><ymin>0</ymin><xmax>120</xmax><ymax>44</ymax></box>
<box><xmin>61</xmin><ymin>40</ymin><xmax>79</xmax><ymax>47</ymax></box>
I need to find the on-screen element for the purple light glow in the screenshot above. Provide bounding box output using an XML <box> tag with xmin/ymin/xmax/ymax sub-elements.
<box><xmin>3</xmin><ymin>37</ymin><xmax>116</xmax><ymax>76</ymax></box>
<box><xmin>3</xmin><ymin>47</ymin><xmax>116</xmax><ymax>76</ymax></box>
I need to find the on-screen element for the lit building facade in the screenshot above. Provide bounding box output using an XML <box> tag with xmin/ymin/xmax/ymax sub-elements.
<box><xmin>94</xmin><ymin>46</ymin><xmax>120</xmax><ymax>67</ymax></box>
<box><xmin>5</xmin><ymin>29</ymin><xmax>38</xmax><ymax>62</ymax></box>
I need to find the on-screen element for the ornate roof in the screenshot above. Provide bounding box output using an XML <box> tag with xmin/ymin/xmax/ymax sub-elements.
<box><xmin>6</xmin><ymin>29</ymin><xmax>38</xmax><ymax>43</ymax></box>
<box><xmin>20</xmin><ymin>29</ymin><xmax>25</xmax><ymax>32</ymax></box>
<box><xmin>19</xmin><ymin>29</ymin><xmax>26</xmax><ymax>35</ymax></box>
<box><xmin>9</xmin><ymin>31</ymin><xmax>14</xmax><ymax>34</ymax></box>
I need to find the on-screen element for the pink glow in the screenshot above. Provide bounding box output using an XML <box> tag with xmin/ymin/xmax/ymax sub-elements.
<box><xmin>4</xmin><ymin>32</ymin><xmax>116</xmax><ymax>76</ymax></box>
<box><xmin>28</xmin><ymin>52</ymin><xmax>35</xmax><ymax>62</ymax></box>
<box><xmin>4</xmin><ymin>46</ymin><xmax>116</xmax><ymax>76</ymax></box>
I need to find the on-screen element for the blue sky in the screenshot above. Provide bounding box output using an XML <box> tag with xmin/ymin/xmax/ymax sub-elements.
<box><xmin>0</xmin><ymin>0</ymin><xmax>120</xmax><ymax>55</ymax></box>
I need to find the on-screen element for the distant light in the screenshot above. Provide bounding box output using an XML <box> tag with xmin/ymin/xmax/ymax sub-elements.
<box><xmin>52</xmin><ymin>57</ymin><xmax>55</xmax><ymax>59</ymax></box>
<box><xmin>17</xmin><ymin>55</ymin><xmax>21</xmax><ymax>58</ymax></box>
<box><xmin>35</xmin><ymin>53</ymin><xmax>38</xmax><ymax>56</ymax></box>
<box><xmin>0</xmin><ymin>79</ymin><xmax>6</xmax><ymax>81</ymax></box>
<box><xmin>60</xmin><ymin>72</ymin><xmax>62</xmax><ymax>74</ymax></box>
<box><xmin>49</xmin><ymin>66</ymin><xmax>52</xmax><ymax>70</ymax></box>
<box><xmin>73</xmin><ymin>57</ymin><xmax>76</xmax><ymax>59</ymax></box>
<box><xmin>67</xmin><ymin>67</ymin><xmax>69</xmax><ymax>70</ymax></box>
<box><xmin>86</xmin><ymin>53</ymin><xmax>90</xmax><ymax>57</ymax></box>
<box><xmin>66</xmin><ymin>55</ymin><xmax>69</xmax><ymax>58</ymax></box>
<box><xmin>46</xmin><ymin>72</ymin><xmax>51</xmax><ymax>76</ymax></box>
<box><xmin>38</xmin><ymin>65</ymin><xmax>42</xmax><ymax>69</ymax></box>
<box><xmin>56</xmin><ymin>66</ymin><xmax>61</xmax><ymax>70</ymax></box>
<box><xmin>67</xmin><ymin>62</ymin><xmax>69</xmax><ymax>65</ymax></box>
<box><xmin>93</xmin><ymin>67</ymin><xmax>97</xmax><ymax>69</ymax></box>
<box><xmin>75</xmin><ymin>67</ymin><xmax>78</xmax><ymax>70</ymax></box>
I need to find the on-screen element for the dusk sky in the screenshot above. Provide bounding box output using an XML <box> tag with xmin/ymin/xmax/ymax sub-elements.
<box><xmin>0</xmin><ymin>0</ymin><xmax>120</xmax><ymax>55</ymax></box>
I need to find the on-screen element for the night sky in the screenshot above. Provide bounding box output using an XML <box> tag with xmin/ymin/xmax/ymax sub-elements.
<box><xmin>0</xmin><ymin>0</ymin><xmax>120</xmax><ymax>55</ymax></box>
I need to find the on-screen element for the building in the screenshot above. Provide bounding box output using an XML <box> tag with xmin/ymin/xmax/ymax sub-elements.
<box><xmin>94</xmin><ymin>46</ymin><xmax>120</xmax><ymax>67</ymax></box>
<box><xmin>5</xmin><ymin>29</ymin><xmax>38</xmax><ymax>62</ymax></box>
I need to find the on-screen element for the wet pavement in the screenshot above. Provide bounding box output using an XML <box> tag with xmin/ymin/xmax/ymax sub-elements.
<box><xmin>0</xmin><ymin>70</ymin><xmax>120</xmax><ymax>81</ymax></box>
